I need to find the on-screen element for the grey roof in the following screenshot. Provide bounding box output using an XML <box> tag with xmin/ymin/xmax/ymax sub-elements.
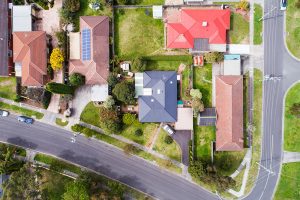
<box><xmin>192</xmin><ymin>38</ymin><xmax>209</xmax><ymax>52</ymax></box>
<box><xmin>139</xmin><ymin>71</ymin><xmax>177</xmax><ymax>122</ymax></box>
<box><xmin>197</xmin><ymin>108</ymin><xmax>216</xmax><ymax>126</ymax></box>
<box><xmin>0</xmin><ymin>0</ymin><xmax>8</xmax><ymax>76</ymax></box>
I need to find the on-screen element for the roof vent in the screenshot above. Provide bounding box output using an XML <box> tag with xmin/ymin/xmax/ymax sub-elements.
<box><xmin>202</xmin><ymin>21</ymin><xmax>208</xmax><ymax>27</ymax></box>
<box><xmin>170</xmin><ymin>81</ymin><xmax>173</xmax><ymax>84</ymax></box>
<box><xmin>151</xmin><ymin>99</ymin><xmax>154</xmax><ymax>102</ymax></box>
<box><xmin>157</xmin><ymin>89</ymin><xmax>161</xmax><ymax>94</ymax></box>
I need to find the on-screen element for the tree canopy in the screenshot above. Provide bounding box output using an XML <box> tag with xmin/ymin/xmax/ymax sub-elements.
<box><xmin>112</xmin><ymin>81</ymin><xmax>135</xmax><ymax>104</ymax></box>
<box><xmin>99</xmin><ymin>107</ymin><xmax>122</xmax><ymax>134</ymax></box>
<box><xmin>64</xmin><ymin>0</ymin><xmax>80</xmax><ymax>12</ymax></box>
<box><xmin>204</xmin><ymin>52</ymin><xmax>224</xmax><ymax>63</ymax></box>
<box><xmin>103</xmin><ymin>95</ymin><xmax>115</xmax><ymax>109</ymax></box>
<box><xmin>50</xmin><ymin>48</ymin><xmax>64</xmax><ymax>71</ymax></box>
<box><xmin>69</xmin><ymin>73</ymin><xmax>85</xmax><ymax>87</ymax></box>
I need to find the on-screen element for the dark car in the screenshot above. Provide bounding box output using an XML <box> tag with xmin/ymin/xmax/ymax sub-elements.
<box><xmin>280</xmin><ymin>0</ymin><xmax>287</xmax><ymax>10</ymax></box>
<box><xmin>17</xmin><ymin>116</ymin><xmax>34</xmax><ymax>124</ymax></box>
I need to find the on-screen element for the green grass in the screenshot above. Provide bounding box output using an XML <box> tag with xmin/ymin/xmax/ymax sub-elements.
<box><xmin>117</xmin><ymin>0</ymin><xmax>165</xmax><ymax>5</ymax></box>
<box><xmin>144</xmin><ymin>55</ymin><xmax>193</xmax><ymax>71</ymax></box>
<box><xmin>121</xmin><ymin>123</ymin><xmax>158</xmax><ymax>146</ymax></box>
<box><xmin>286</xmin><ymin>0</ymin><xmax>300</xmax><ymax>59</ymax></box>
<box><xmin>0</xmin><ymin>102</ymin><xmax>44</xmax><ymax>119</ymax></box>
<box><xmin>194</xmin><ymin>123</ymin><xmax>215</xmax><ymax>161</ymax></box>
<box><xmin>153</xmin><ymin>130</ymin><xmax>182</xmax><ymax>162</ymax></box>
<box><xmin>193</xmin><ymin>64</ymin><xmax>212</xmax><ymax>107</ymax></box>
<box><xmin>182</xmin><ymin>66</ymin><xmax>192</xmax><ymax>100</ymax></box>
<box><xmin>275</xmin><ymin>163</ymin><xmax>300</xmax><ymax>200</ymax></box>
<box><xmin>254</xmin><ymin>4</ymin><xmax>263</xmax><ymax>45</ymax></box>
<box><xmin>0</xmin><ymin>77</ymin><xmax>17</xmax><ymax>100</ymax></box>
<box><xmin>80</xmin><ymin>102</ymin><xmax>101</xmax><ymax>127</ymax></box>
<box><xmin>229</xmin><ymin>12</ymin><xmax>249</xmax><ymax>44</ymax></box>
<box><xmin>55</xmin><ymin>118</ymin><xmax>68</xmax><ymax>127</ymax></box>
<box><xmin>284</xmin><ymin>83</ymin><xmax>300</xmax><ymax>152</ymax></box>
<box><xmin>114</xmin><ymin>8</ymin><xmax>164</xmax><ymax>59</ymax></box>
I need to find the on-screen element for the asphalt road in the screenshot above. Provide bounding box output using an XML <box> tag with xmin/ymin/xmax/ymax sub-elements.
<box><xmin>244</xmin><ymin>0</ymin><xmax>300</xmax><ymax>199</ymax></box>
<box><xmin>0</xmin><ymin>114</ymin><xmax>218</xmax><ymax>200</ymax></box>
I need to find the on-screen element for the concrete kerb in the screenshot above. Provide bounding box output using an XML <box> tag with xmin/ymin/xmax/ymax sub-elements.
<box><xmin>272</xmin><ymin>80</ymin><xmax>300</xmax><ymax>200</ymax></box>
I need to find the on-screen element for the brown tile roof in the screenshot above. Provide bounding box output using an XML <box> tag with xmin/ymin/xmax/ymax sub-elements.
<box><xmin>215</xmin><ymin>75</ymin><xmax>243</xmax><ymax>151</ymax></box>
<box><xmin>13</xmin><ymin>31</ymin><xmax>47</xmax><ymax>86</ymax></box>
<box><xmin>69</xmin><ymin>16</ymin><xmax>109</xmax><ymax>85</ymax></box>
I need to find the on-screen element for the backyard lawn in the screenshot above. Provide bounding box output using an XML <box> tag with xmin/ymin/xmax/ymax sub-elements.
<box><xmin>275</xmin><ymin>163</ymin><xmax>300</xmax><ymax>200</ymax></box>
<box><xmin>286</xmin><ymin>0</ymin><xmax>300</xmax><ymax>59</ymax></box>
<box><xmin>229</xmin><ymin>12</ymin><xmax>249</xmax><ymax>44</ymax></box>
<box><xmin>254</xmin><ymin>4</ymin><xmax>263</xmax><ymax>45</ymax></box>
<box><xmin>284</xmin><ymin>83</ymin><xmax>300</xmax><ymax>152</ymax></box>
<box><xmin>116</xmin><ymin>0</ymin><xmax>165</xmax><ymax>5</ymax></box>
<box><xmin>194</xmin><ymin>124</ymin><xmax>215</xmax><ymax>161</ymax></box>
<box><xmin>114</xmin><ymin>8</ymin><xmax>164</xmax><ymax>59</ymax></box>
<box><xmin>193</xmin><ymin>64</ymin><xmax>212</xmax><ymax>107</ymax></box>
<box><xmin>80</xmin><ymin>102</ymin><xmax>101</xmax><ymax>127</ymax></box>
<box><xmin>0</xmin><ymin>77</ymin><xmax>17</xmax><ymax>100</ymax></box>
<box><xmin>144</xmin><ymin>55</ymin><xmax>193</xmax><ymax>71</ymax></box>
<box><xmin>153</xmin><ymin>130</ymin><xmax>182</xmax><ymax>162</ymax></box>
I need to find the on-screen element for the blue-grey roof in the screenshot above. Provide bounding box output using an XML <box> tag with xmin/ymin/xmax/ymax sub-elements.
<box><xmin>139</xmin><ymin>71</ymin><xmax>177</xmax><ymax>122</ymax></box>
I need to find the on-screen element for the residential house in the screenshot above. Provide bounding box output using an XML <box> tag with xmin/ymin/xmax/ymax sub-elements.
<box><xmin>166</xmin><ymin>9</ymin><xmax>230</xmax><ymax>53</ymax></box>
<box><xmin>135</xmin><ymin>71</ymin><xmax>177</xmax><ymax>123</ymax></box>
<box><xmin>215</xmin><ymin>75</ymin><xmax>243</xmax><ymax>151</ymax></box>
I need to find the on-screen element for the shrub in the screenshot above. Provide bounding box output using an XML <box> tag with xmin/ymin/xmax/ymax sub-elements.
<box><xmin>14</xmin><ymin>95</ymin><xmax>22</xmax><ymax>102</ymax></box>
<box><xmin>122</xmin><ymin>113</ymin><xmax>137</xmax><ymax>125</ymax></box>
<box><xmin>123</xmin><ymin>144</ymin><xmax>139</xmax><ymax>155</ymax></box>
<box><xmin>164</xmin><ymin>135</ymin><xmax>173</xmax><ymax>144</ymax></box>
<box><xmin>47</xmin><ymin>65</ymin><xmax>54</xmax><ymax>80</ymax></box>
<box><xmin>82</xmin><ymin>128</ymin><xmax>93</xmax><ymax>138</ymax></box>
<box><xmin>42</xmin><ymin>90</ymin><xmax>52</xmax><ymax>109</ymax></box>
<box><xmin>132</xmin><ymin>57</ymin><xmax>146</xmax><ymax>72</ymax></box>
<box><xmin>103</xmin><ymin>96</ymin><xmax>115</xmax><ymax>109</ymax></box>
<box><xmin>99</xmin><ymin>107</ymin><xmax>122</xmax><ymax>134</ymax></box>
<box><xmin>13</xmin><ymin>0</ymin><xmax>25</xmax><ymax>5</ymax></box>
<box><xmin>236</xmin><ymin>0</ymin><xmax>250</xmax><ymax>11</ymax></box>
<box><xmin>71</xmin><ymin>124</ymin><xmax>85</xmax><ymax>132</ymax></box>
<box><xmin>50</xmin><ymin>48</ymin><xmax>64</xmax><ymax>71</ymax></box>
<box><xmin>59</xmin><ymin>8</ymin><xmax>73</xmax><ymax>26</ymax></box>
<box><xmin>190</xmin><ymin>89</ymin><xmax>202</xmax><ymax>99</ymax></box>
<box><xmin>55</xmin><ymin>31</ymin><xmax>67</xmax><ymax>49</ymax></box>
<box><xmin>204</xmin><ymin>52</ymin><xmax>224</xmax><ymax>63</ymax></box>
<box><xmin>108</xmin><ymin>74</ymin><xmax>118</xmax><ymax>88</ymax></box>
<box><xmin>112</xmin><ymin>82</ymin><xmax>135</xmax><ymax>104</ymax></box>
<box><xmin>64</xmin><ymin>0</ymin><xmax>80</xmax><ymax>12</ymax></box>
<box><xmin>296</xmin><ymin>0</ymin><xmax>300</xmax><ymax>8</ymax></box>
<box><xmin>69</xmin><ymin>73</ymin><xmax>85</xmax><ymax>87</ymax></box>
<box><xmin>46</xmin><ymin>82</ymin><xmax>74</xmax><ymax>94</ymax></box>
<box><xmin>135</xmin><ymin>129</ymin><xmax>143</xmax><ymax>136</ymax></box>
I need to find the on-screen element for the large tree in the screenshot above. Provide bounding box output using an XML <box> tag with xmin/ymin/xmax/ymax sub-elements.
<box><xmin>0</xmin><ymin>146</ymin><xmax>24</xmax><ymax>175</ymax></box>
<box><xmin>112</xmin><ymin>81</ymin><xmax>135</xmax><ymax>104</ymax></box>
<box><xmin>64</xmin><ymin>0</ymin><xmax>80</xmax><ymax>12</ymax></box>
<box><xmin>191</xmin><ymin>98</ymin><xmax>204</xmax><ymax>117</ymax></box>
<box><xmin>50</xmin><ymin>48</ymin><xmax>64</xmax><ymax>71</ymax></box>
<box><xmin>69</xmin><ymin>73</ymin><xmax>85</xmax><ymax>87</ymax></box>
<box><xmin>99</xmin><ymin>107</ymin><xmax>122</xmax><ymax>134</ymax></box>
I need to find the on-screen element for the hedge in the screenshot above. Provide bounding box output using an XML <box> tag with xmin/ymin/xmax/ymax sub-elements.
<box><xmin>45</xmin><ymin>82</ymin><xmax>74</xmax><ymax>94</ymax></box>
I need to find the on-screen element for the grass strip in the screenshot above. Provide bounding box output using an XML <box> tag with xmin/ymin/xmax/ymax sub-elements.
<box><xmin>0</xmin><ymin>102</ymin><xmax>44</xmax><ymax>119</ymax></box>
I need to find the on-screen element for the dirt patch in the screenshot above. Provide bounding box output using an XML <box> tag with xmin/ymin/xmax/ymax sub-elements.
<box><xmin>145</xmin><ymin>124</ymin><xmax>159</xmax><ymax>148</ymax></box>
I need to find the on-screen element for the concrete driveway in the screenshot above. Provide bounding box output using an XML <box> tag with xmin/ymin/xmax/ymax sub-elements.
<box><xmin>172</xmin><ymin>130</ymin><xmax>191</xmax><ymax>166</ymax></box>
<box><xmin>70</xmin><ymin>85</ymin><xmax>92</xmax><ymax>119</ymax></box>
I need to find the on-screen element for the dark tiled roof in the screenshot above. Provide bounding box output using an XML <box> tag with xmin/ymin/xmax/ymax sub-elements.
<box><xmin>192</xmin><ymin>38</ymin><xmax>209</xmax><ymax>51</ymax></box>
<box><xmin>197</xmin><ymin>108</ymin><xmax>216</xmax><ymax>126</ymax></box>
<box><xmin>139</xmin><ymin>71</ymin><xmax>177</xmax><ymax>122</ymax></box>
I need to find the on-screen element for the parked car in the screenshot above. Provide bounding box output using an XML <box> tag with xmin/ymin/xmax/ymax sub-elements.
<box><xmin>280</xmin><ymin>0</ymin><xmax>287</xmax><ymax>10</ymax></box>
<box><xmin>162</xmin><ymin>124</ymin><xmax>175</xmax><ymax>135</ymax></box>
<box><xmin>17</xmin><ymin>116</ymin><xmax>34</xmax><ymax>124</ymax></box>
<box><xmin>0</xmin><ymin>110</ymin><xmax>9</xmax><ymax>117</ymax></box>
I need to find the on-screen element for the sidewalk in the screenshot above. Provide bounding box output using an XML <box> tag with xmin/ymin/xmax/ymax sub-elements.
<box><xmin>283</xmin><ymin>151</ymin><xmax>300</xmax><ymax>163</ymax></box>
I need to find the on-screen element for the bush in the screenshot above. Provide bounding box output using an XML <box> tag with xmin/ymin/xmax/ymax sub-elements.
<box><xmin>103</xmin><ymin>96</ymin><xmax>115</xmax><ymax>109</ymax></box>
<box><xmin>112</xmin><ymin>81</ymin><xmax>135</xmax><ymax>104</ymax></box>
<box><xmin>42</xmin><ymin>90</ymin><xmax>52</xmax><ymax>109</ymax></box>
<box><xmin>64</xmin><ymin>0</ymin><xmax>80</xmax><ymax>12</ymax></box>
<box><xmin>59</xmin><ymin>8</ymin><xmax>73</xmax><ymax>26</ymax></box>
<box><xmin>71</xmin><ymin>124</ymin><xmax>85</xmax><ymax>133</ymax></box>
<box><xmin>108</xmin><ymin>74</ymin><xmax>118</xmax><ymax>88</ymax></box>
<box><xmin>50</xmin><ymin>48</ymin><xmax>64</xmax><ymax>71</ymax></box>
<box><xmin>13</xmin><ymin>0</ymin><xmax>25</xmax><ymax>5</ymax></box>
<box><xmin>55</xmin><ymin>31</ymin><xmax>67</xmax><ymax>49</ymax></box>
<box><xmin>46</xmin><ymin>82</ymin><xmax>74</xmax><ymax>94</ymax></box>
<box><xmin>14</xmin><ymin>95</ymin><xmax>22</xmax><ymax>102</ymax></box>
<box><xmin>164</xmin><ymin>135</ymin><xmax>173</xmax><ymax>144</ymax></box>
<box><xmin>99</xmin><ymin>107</ymin><xmax>122</xmax><ymax>134</ymax></box>
<box><xmin>29</xmin><ymin>0</ymin><xmax>49</xmax><ymax>9</ymax></box>
<box><xmin>122</xmin><ymin>113</ymin><xmax>137</xmax><ymax>125</ymax></box>
<box><xmin>236</xmin><ymin>0</ymin><xmax>250</xmax><ymax>11</ymax></box>
<box><xmin>135</xmin><ymin>129</ymin><xmax>143</xmax><ymax>136</ymax></box>
<box><xmin>296</xmin><ymin>0</ymin><xmax>300</xmax><ymax>8</ymax></box>
<box><xmin>47</xmin><ymin>65</ymin><xmax>54</xmax><ymax>80</ymax></box>
<box><xmin>204</xmin><ymin>52</ymin><xmax>224</xmax><ymax>63</ymax></box>
<box><xmin>123</xmin><ymin>144</ymin><xmax>139</xmax><ymax>155</ymax></box>
<box><xmin>82</xmin><ymin>128</ymin><xmax>93</xmax><ymax>138</ymax></box>
<box><xmin>69</xmin><ymin>73</ymin><xmax>85</xmax><ymax>87</ymax></box>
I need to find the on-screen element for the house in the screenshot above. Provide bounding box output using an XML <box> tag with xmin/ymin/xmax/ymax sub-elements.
<box><xmin>13</xmin><ymin>31</ymin><xmax>47</xmax><ymax>86</ymax></box>
<box><xmin>166</xmin><ymin>9</ymin><xmax>230</xmax><ymax>52</ymax></box>
<box><xmin>135</xmin><ymin>71</ymin><xmax>177</xmax><ymax>123</ymax></box>
<box><xmin>215</xmin><ymin>75</ymin><xmax>243</xmax><ymax>151</ymax></box>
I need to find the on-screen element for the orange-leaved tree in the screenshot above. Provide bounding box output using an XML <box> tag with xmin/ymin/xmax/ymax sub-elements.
<box><xmin>50</xmin><ymin>48</ymin><xmax>64</xmax><ymax>71</ymax></box>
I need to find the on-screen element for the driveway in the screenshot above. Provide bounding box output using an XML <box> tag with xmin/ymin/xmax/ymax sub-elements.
<box><xmin>70</xmin><ymin>85</ymin><xmax>92</xmax><ymax>120</ymax></box>
<box><xmin>172</xmin><ymin>130</ymin><xmax>191</xmax><ymax>166</ymax></box>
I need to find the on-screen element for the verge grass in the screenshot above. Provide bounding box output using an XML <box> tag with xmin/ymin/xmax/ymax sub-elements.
<box><xmin>0</xmin><ymin>77</ymin><xmax>17</xmax><ymax>100</ymax></box>
<box><xmin>0</xmin><ymin>102</ymin><xmax>44</xmax><ymax>119</ymax></box>
<box><xmin>55</xmin><ymin>118</ymin><xmax>68</xmax><ymax>127</ymax></box>
<box><xmin>286</xmin><ymin>0</ymin><xmax>300</xmax><ymax>59</ymax></box>
<box><xmin>254</xmin><ymin>4</ymin><xmax>263</xmax><ymax>44</ymax></box>
<box><xmin>80</xmin><ymin>102</ymin><xmax>101</xmax><ymax>127</ymax></box>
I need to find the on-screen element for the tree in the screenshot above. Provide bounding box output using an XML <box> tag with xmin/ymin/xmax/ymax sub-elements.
<box><xmin>108</xmin><ymin>74</ymin><xmax>118</xmax><ymax>88</ymax></box>
<box><xmin>191</xmin><ymin>98</ymin><xmax>204</xmax><ymax>117</ymax></box>
<box><xmin>290</xmin><ymin>102</ymin><xmax>300</xmax><ymax>117</ymax></box>
<box><xmin>122</xmin><ymin>113</ymin><xmax>137</xmax><ymax>125</ymax></box>
<box><xmin>164</xmin><ymin>135</ymin><xmax>173</xmax><ymax>144</ymax></box>
<box><xmin>132</xmin><ymin>57</ymin><xmax>146</xmax><ymax>72</ymax></box>
<box><xmin>0</xmin><ymin>146</ymin><xmax>24</xmax><ymax>175</ymax></box>
<box><xmin>64</xmin><ymin>0</ymin><xmax>80</xmax><ymax>12</ymax></box>
<box><xmin>59</xmin><ymin>8</ymin><xmax>73</xmax><ymax>26</ymax></box>
<box><xmin>71</xmin><ymin>124</ymin><xmax>85</xmax><ymax>132</ymax></box>
<box><xmin>63</xmin><ymin>181</ymin><xmax>89</xmax><ymax>200</ymax></box>
<box><xmin>103</xmin><ymin>95</ymin><xmax>115</xmax><ymax>109</ymax></box>
<box><xmin>135</xmin><ymin>129</ymin><xmax>143</xmax><ymax>136</ymax></box>
<box><xmin>188</xmin><ymin>160</ymin><xmax>205</xmax><ymax>179</ymax></box>
<box><xmin>69</xmin><ymin>73</ymin><xmax>85</xmax><ymax>87</ymax></box>
<box><xmin>50</xmin><ymin>48</ymin><xmax>64</xmax><ymax>71</ymax></box>
<box><xmin>123</xmin><ymin>144</ymin><xmax>138</xmax><ymax>155</ymax></box>
<box><xmin>2</xmin><ymin>164</ymin><xmax>40</xmax><ymax>200</ymax></box>
<box><xmin>46</xmin><ymin>82</ymin><xmax>74</xmax><ymax>94</ymax></box>
<box><xmin>204</xmin><ymin>52</ymin><xmax>224</xmax><ymax>63</ymax></box>
<box><xmin>236</xmin><ymin>0</ymin><xmax>250</xmax><ymax>11</ymax></box>
<box><xmin>296</xmin><ymin>0</ymin><xmax>300</xmax><ymax>8</ymax></box>
<box><xmin>99</xmin><ymin>107</ymin><xmax>122</xmax><ymax>134</ymax></box>
<box><xmin>112</xmin><ymin>82</ymin><xmax>135</xmax><ymax>104</ymax></box>
<box><xmin>190</xmin><ymin>89</ymin><xmax>202</xmax><ymax>99</ymax></box>
<box><xmin>107</xmin><ymin>181</ymin><xmax>125</xmax><ymax>198</ymax></box>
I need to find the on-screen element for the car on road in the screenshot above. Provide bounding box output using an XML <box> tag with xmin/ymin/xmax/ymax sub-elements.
<box><xmin>0</xmin><ymin>110</ymin><xmax>9</xmax><ymax>117</ymax></box>
<box><xmin>162</xmin><ymin>124</ymin><xmax>175</xmax><ymax>135</ymax></box>
<box><xmin>280</xmin><ymin>0</ymin><xmax>287</xmax><ymax>10</ymax></box>
<box><xmin>17</xmin><ymin>116</ymin><xmax>34</xmax><ymax>124</ymax></box>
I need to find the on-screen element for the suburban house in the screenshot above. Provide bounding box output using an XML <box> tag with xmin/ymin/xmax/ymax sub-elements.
<box><xmin>165</xmin><ymin>9</ymin><xmax>230</xmax><ymax>53</ymax></box>
<box><xmin>12</xmin><ymin>5</ymin><xmax>40</xmax><ymax>32</ymax></box>
<box><xmin>13</xmin><ymin>31</ymin><xmax>47</xmax><ymax>86</ymax></box>
<box><xmin>215</xmin><ymin>75</ymin><xmax>243</xmax><ymax>151</ymax></box>
<box><xmin>69</xmin><ymin>16</ymin><xmax>109</xmax><ymax>102</ymax></box>
<box><xmin>135</xmin><ymin>71</ymin><xmax>177</xmax><ymax>123</ymax></box>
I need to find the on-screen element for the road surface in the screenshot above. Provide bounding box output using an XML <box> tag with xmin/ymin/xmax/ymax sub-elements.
<box><xmin>0</xmin><ymin>114</ymin><xmax>217</xmax><ymax>200</ymax></box>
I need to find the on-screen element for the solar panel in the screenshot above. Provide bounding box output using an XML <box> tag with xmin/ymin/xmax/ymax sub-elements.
<box><xmin>82</xmin><ymin>28</ymin><xmax>91</xmax><ymax>61</ymax></box>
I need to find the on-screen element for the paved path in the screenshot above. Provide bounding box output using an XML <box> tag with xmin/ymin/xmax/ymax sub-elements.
<box><xmin>149</xmin><ymin>123</ymin><xmax>162</xmax><ymax>150</ymax></box>
<box><xmin>283</xmin><ymin>151</ymin><xmax>300</xmax><ymax>163</ymax></box>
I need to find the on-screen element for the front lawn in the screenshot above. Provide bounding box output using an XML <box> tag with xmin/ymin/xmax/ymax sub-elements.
<box><xmin>229</xmin><ymin>12</ymin><xmax>249</xmax><ymax>44</ymax></box>
<box><xmin>0</xmin><ymin>102</ymin><xmax>44</xmax><ymax>119</ymax></box>
<box><xmin>254</xmin><ymin>4</ymin><xmax>263</xmax><ymax>45</ymax></box>
<box><xmin>153</xmin><ymin>130</ymin><xmax>182</xmax><ymax>162</ymax></box>
<box><xmin>275</xmin><ymin>163</ymin><xmax>300</xmax><ymax>200</ymax></box>
<box><xmin>80</xmin><ymin>102</ymin><xmax>101</xmax><ymax>127</ymax></box>
<box><xmin>0</xmin><ymin>77</ymin><xmax>17</xmax><ymax>100</ymax></box>
<box><xmin>286</xmin><ymin>0</ymin><xmax>300</xmax><ymax>59</ymax></box>
<box><xmin>284</xmin><ymin>83</ymin><xmax>300</xmax><ymax>152</ymax></box>
<box><xmin>194</xmin><ymin>123</ymin><xmax>215</xmax><ymax>161</ymax></box>
<box><xmin>193</xmin><ymin>64</ymin><xmax>212</xmax><ymax>107</ymax></box>
<box><xmin>114</xmin><ymin>8</ymin><xmax>164</xmax><ymax>59</ymax></box>
<box><xmin>55</xmin><ymin>118</ymin><xmax>69</xmax><ymax>127</ymax></box>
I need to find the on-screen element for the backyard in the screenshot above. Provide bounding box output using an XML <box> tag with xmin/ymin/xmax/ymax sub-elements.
<box><xmin>153</xmin><ymin>130</ymin><xmax>182</xmax><ymax>162</ymax></box>
<box><xmin>275</xmin><ymin>163</ymin><xmax>300</xmax><ymax>200</ymax></box>
<box><xmin>254</xmin><ymin>4</ymin><xmax>263</xmax><ymax>44</ymax></box>
<box><xmin>0</xmin><ymin>77</ymin><xmax>17</xmax><ymax>100</ymax></box>
<box><xmin>116</xmin><ymin>0</ymin><xmax>165</xmax><ymax>5</ymax></box>
<box><xmin>286</xmin><ymin>0</ymin><xmax>300</xmax><ymax>59</ymax></box>
<box><xmin>114</xmin><ymin>8</ymin><xmax>164</xmax><ymax>59</ymax></box>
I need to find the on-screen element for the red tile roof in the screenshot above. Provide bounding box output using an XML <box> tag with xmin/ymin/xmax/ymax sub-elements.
<box><xmin>69</xmin><ymin>16</ymin><xmax>109</xmax><ymax>85</ymax></box>
<box><xmin>13</xmin><ymin>31</ymin><xmax>47</xmax><ymax>86</ymax></box>
<box><xmin>215</xmin><ymin>75</ymin><xmax>243</xmax><ymax>151</ymax></box>
<box><xmin>167</xmin><ymin>9</ymin><xmax>230</xmax><ymax>49</ymax></box>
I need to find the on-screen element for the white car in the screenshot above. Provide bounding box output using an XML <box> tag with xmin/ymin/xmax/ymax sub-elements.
<box><xmin>162</xmin><ymin>124</ymin><xmax>175</xmax><ymax>135</ymax></box>
<box><xmin>280</xmin><ymin>0</ymin><xmax>287</xmax><ymax>10</ymax></box>
<box><xmin>0</xmin><ymin>110</ymin><xmax>9</xmax><ymax>117</ymax></box>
